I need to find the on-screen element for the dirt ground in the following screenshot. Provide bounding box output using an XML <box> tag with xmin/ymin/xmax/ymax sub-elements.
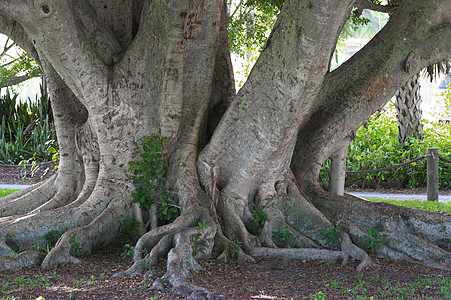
<box><xmin>1</xmin><ymin>165</ymin><xmax>450</xmax><ymax>299</ymax></box>
<box><xmin>1</xmin><ymin>246</ymin><xmax>450</xmax><ymax>300</ymax></box>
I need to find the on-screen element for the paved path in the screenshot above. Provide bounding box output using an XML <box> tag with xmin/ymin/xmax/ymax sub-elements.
<box><xmin>0</xmin><ymin>184</ymin><xmax>31</xmax><ymax>190</ymax></box>
<box><xmin>347</xmin><ymin>192</ymin><xmax>451</xmax><ymax>203</ymax></box>
<box><xmin>1</xmin><ymin>184</ymin><xmax>450</xmax><ymax>203</ymax></box>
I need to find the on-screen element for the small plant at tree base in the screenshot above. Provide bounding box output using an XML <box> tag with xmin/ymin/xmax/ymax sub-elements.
<box><xmin>44</xmin><ymin>229</ymin><xmax>66</xmax><ymax>248</ymax></box>
<box><xmin>128</xmin><ymin>135</ymin><xmax>181</xmax><ymax>224</ymax></box>
<box><xmin>364</xmin><ymin>227</ymin><xmax>386</xmax><ymax>253</ymax></box>
<box><xmin>128</xmin><ymin>134</ymin><xmax>168</xmax><ymax>211</ymax></box>
<box><xmin>319</xmin><ymin>222</ymin><xmax>342</xmax><ymax>248</ymax></box>
<box><xmin>229</xmin><ymin>240</ymin><xmax>242</xmax><ymax>261</ymax></box>
<box><xmin>192</xmin><ymin>222</ymin><xmax>210</xmax><ymax>259</ymax></box>
<box><xmin>119</xmin><ymin>215</ymin><xmax>140</xmax><ymax>242</ymax></box>
<box><xmin>241</xmin><ymin>98</ymin><xmax>252</xmax><ymax>112</ymax></box>
<box><xmin>68</xmin><ymin>232</ymin><xmax>82</xmax><ymax>257</ymax></box>
<box><xmin>5</xmin><ymin>229</ymin><xmax>16</xmax><ymax>244</ymax></box>
<box><xmin>140</xmin><ymin>259</ymin><xmax>152</xmax><ymax>270</ymax></box>
<box><xmin>155</xmin><ymin>187</ymin><xmax>180</xmax><ymax>223</ymax></box>
<box><xmin>247</xmin><ymin>204</ymin><xmax>269</xmax><ymax>235</ymax></box>
<box><xmin>120</xmin><ymin>244</ymin><xmax>135</xmax><ymax>261</ymax></box>
<box><xmin>310</xmin><ymin>291</ymin><xmax>326</xmax><ymax>300</ymax></box>
<box><xmin>272</xmin><ymin>226</ymin><xmax>293</xmax><ymax>248</ymax></box>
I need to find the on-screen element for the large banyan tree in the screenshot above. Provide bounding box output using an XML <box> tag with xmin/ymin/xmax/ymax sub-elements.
<box><xmin>0</xmin><ymin>0</ymin><xmax>450</xmax><ymax>297</ymax></box>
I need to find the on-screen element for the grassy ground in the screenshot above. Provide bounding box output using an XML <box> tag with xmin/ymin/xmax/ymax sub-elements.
<box><xmin>368</xmin><ymin>198</ymin><xmax>451</xmax><ymax>215</ymax></box>
<box><xmin>0</xmin><ymin>189</ymin><xmax>19</xmax><ymax>198</ymax></box>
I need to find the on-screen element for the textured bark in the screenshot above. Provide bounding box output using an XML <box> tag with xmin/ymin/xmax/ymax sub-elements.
<box><xmin>395</xmin><ymin>73</ymin><xmax>423</xmax><ymax>143</ymax></box>
<box><xmin>0</xmin><ymin>0</ymin><xmax>449</xmax><ymax>296</ymax></box>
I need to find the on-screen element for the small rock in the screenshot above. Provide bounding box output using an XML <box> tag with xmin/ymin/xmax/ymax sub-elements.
<box><xmin>207</xmin><ymin>293</ymin><xmax>226</xmax><ymax>300</ymax></box>
<box><xmin>172</xmin><ymin>284</ymin><xmax>193</xmax><ymax>296</ymax></box>
<box><xmin>188</xmin><ymin>291</ymin><xmax>208</xmax><ymax>300</ymax></box>
<box><xmin>150</xmin><ymin>279</ymin><xmax>166</xmax><ymax>292</ymax></box>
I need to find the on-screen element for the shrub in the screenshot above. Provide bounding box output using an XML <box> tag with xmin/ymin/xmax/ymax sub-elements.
<box><xmin>320</xmin><ymin>103</ymin><xmax>451</xmax><ymax>189</ymax></box>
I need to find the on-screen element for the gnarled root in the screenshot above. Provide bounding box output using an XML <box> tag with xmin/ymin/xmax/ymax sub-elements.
<box><xmin>299</xmin><ymin>181</ymin><xmax>451</xmax><ymax>271</ymax></box>
<box><xmin>379</xmin><ymin>232</ymin><xmax>450</xmax><ymax>270</ymax></box>
<box><xmin>41</xmin><ymin>192</ymin><xmax>131</xmax><ymax>270</ymax></box>
<box><xmin>114</xmin><ymin>207</ymin><xmax>226</xmax><ymax>298</ymax></box>
<box><xmin>340</xmin><ymin>231</ymin><xmax>375</xmax><ymax>273</ymax></box>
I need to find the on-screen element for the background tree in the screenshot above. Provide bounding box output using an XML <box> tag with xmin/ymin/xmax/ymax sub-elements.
<box><xmin>0</xmin><ymin>0</ymin><xmax>449</xmax><ymax>298</ymax></box>
<box><xmin>395</xmin><ymin>61</ymin><xmax>451</xmax><ymax>143</ymax></box>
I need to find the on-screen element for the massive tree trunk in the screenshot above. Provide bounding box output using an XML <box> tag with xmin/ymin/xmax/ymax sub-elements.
<box><xmin>395</xmin><ymin>72</ymin><xmax>423</xmax><ymax>143</ymax></box>
<box><xmin>0</xmin><ymin>0</ymin><xmax>450</xmax><ymax>298</ymax></box>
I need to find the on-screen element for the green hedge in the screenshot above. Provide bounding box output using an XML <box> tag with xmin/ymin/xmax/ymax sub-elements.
<box><xmin>320</xmin><ymin>107</ymin><xmax>451</xmax><ymax>189</ymax></box>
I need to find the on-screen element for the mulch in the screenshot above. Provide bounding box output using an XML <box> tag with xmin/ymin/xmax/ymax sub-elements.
<box><xmin>0</xmin><ymin>162</ymin><xmax>57</xmax><ymax>185</ymax></box>
<box><xmin>0</xmin><ymin>247</ymin><xmax>450</xmax><ymax>299</ymax></box>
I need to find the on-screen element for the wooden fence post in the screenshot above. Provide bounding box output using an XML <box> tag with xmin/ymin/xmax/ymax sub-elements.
<box><xmin>427</xmin><ymin>147</ymin><xmax>439</xmax><ymax>201</ymax></box>
<box><xmin>329</xmin><ymin>146</ymin><xmax>348</xmax><ymax>196</ymax></box>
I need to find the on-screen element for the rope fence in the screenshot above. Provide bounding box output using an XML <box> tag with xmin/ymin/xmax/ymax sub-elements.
<box><xmin>330</xmin><ymin>147</ymin><xmax>450</xmax><ymax>201</ymax></box>
<box><xmin>345</xmin><ymin>155</ymin><xmax>428</xmax><ymax>174</ymax></box>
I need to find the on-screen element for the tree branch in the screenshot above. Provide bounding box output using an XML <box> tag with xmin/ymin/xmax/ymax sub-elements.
<box><xmin>293</xmin><ymin>0</ymin><xmax>451</xmax><ymax>176</ymax></box>
<box><xmin>0</xmin><ymin>14</ymin><xmax>38</xmax><ymax>63</ymax></box>
<box><xmin>0</xmin><ymin>75</ymin><xmax>30</xmax><ymax>88</ymax></box>
<box><xmin>354</xmin><ymin>0</ymin><xmax>397</xmax><ymax>15</ymax></box>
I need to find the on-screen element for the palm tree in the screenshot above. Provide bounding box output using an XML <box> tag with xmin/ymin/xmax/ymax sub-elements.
<box><xmin>395</xmin><ymin>61</ymin><xmax>450</xmax><ymax>143</ymax></box>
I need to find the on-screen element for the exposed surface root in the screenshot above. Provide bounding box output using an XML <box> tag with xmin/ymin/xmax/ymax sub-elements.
<box><xmin>0</xmin><ymin>176</ymin><xmax>57</xmax><ymax>217</ymax></box>
<box><xmin>41</xmin><ymin>196</ymin><xmax>130</xmax><ymax>270</ymax></box>
<box><xmin>340</xmin><ymin>231</ymin><xmax>374</xmax><ymax>273</ymax></box>
<box><xmin>113</xmin><ymin>206</ymin><xmax>228</xmax><ymax>298</ymax></box>
<box><xmin>298</xmin><ymin>181</ymin><xmax>451</xmax><ymax>271</ymax></box>
<box><xmin>0</xmin><ymin>250</ymin><xmax>45</xmax><ymax>271</ymax></box>
<box><xmin>40</xmin><ymin>234</ymin><xmax>81</xmax><ymax>270</ymax></box>
<box><xmin>382</xmin><ymin>232</ymin><xmax>451</xmax><ymax>270</ymax></box>
<box><xmin>252</xmin><ymin>247</ymin><xmax>349</xmax><ymax>266</ymax></box>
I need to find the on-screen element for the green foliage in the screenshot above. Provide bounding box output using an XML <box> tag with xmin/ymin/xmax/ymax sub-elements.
<box><xmin>229</xmin><ymin>240</ymin><xmax>242</xmax><ymax>260</ymax></box>
<box><xmin>155</xmin><ymin>187</ymin><xmax>180</xmax><ymax>223</ymax></box>
<box><xmin>321</xmin><ymin>104</ymin><xmax>451</xmax><ymax>189</ymax></box>
<box><xmin>247</xmin><ymin>204</ymin><xmax>269</xmax><ymax>235</ymax></box>
<box><xmin>310</xmin><ymin>291</ymin><xmax>326</xmax><ymax>300</ymax></box>
<box><xmin>128</xmin><ymin>135</ymin><xmax>180</xmax><ymax>223</ymax></box>
<box><xmin>43</xmin><ymin>229</ymin><xmax>66</xmax><ymax>248</ymax></box>
<box><xmin>227</xmin><ymin>0</ymin><xmax>280</xmax><ymax>58</ymax></box>
<box><xmin>68</xmin><ymin>232</ymin><xmax>82</xmax><ymax>257</ymax></box>
<box><xmin>120</xmin><ymin>244</ymin><xmax>135</xmax><ymax>261</ymax></box>
<box><xmin>272</xmin><ymin>226</ymin><xmax>292</xmax><ymax>248</ymax></box>
<box><xmin>5</xmin><ymin>230</ymin><xmax>16</xmax><ymax>245</ymax></box>
<box><xmin>0</xmin><ymin>38</ymin><xmax>41</xmax><ymax>85</ymax></box>
<box><xmin>0</xmin><ymin>87</ymin><xmax>56</xmax><ymax>164</ymax></box>
<box><xmin>128</xmin><ymin>134</ymin><xmax>168</xmax><ymax>210</ymax></box>
<box><xmin>319</xmin><ymin>223</ymin><xmax>342</xmax><ymax>248</ymax></box>
<box><xmin>119</xmin><ymin>215</ymin><xmax>140</xmax><ymax>242</ymax></box>
<box><xmin>240</xmin><ymin>98</ymin><xmax>252</xmax><ymax>112</ymax></box>
<box><xmin>192</xmin><ymin>222</ymin><xmax>210</xmax><ymax>258</ymax></box>
<box><xmin>364</xmin><ymin>227</ymin><xmax>386</xmax><ymax>253</ymax></box>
